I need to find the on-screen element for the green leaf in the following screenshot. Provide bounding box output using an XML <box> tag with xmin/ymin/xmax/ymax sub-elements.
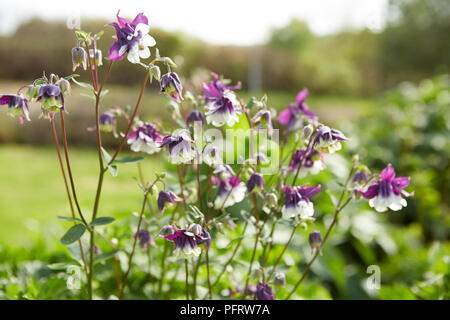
<box><xmin>80</xmin><ymin>92</ymin><xmax>96</xmax><ymax>102</ymax></box>
<box><xmin>60</xmin><ymin>224</ymin><xmax>86</xmax><ymax>245</ymax></box>
<box><xmin>57</xmin><ymin>216</ymin><xmax>82</xmax><ymax>223</ymax></box>
<box><xmin>108</xmin><ymin>165</ymin><xmax>118</xmax><ymax>177</ymax></box>
<box><xmin>101</xmin><ymin>147</ymin><xmax>112</xmax><ymax>163</ymax></box>
<box><xmin>71</xmin><ymin>78</ymin><xmax>94</xmax><ymax>91</ymax></box>
<box><xmin>47</xmin><ymin>262</ymin><xmax>78</xmax><ymax>270</ymax></box>
<box><xmin>90</xmin><ymin>217</ymin><xmax>115</xmax><ymax>227</ymax></box>
<box><xmin>113</xmin><ymin>156</ymin><xmax>145</xmax><ymax>164</ymax></box>
<box><xmin>99</xmin><ymin>89</ymin><xmax>109</xmax><ymax>100</ymax></box>
<box><xmin>94</xmin><ymin>249</ymin><xmax>120</xmax><ymax>263</ymax></box>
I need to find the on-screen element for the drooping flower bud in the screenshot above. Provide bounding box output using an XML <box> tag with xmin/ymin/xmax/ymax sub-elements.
<box><xmin>89</xmin><ymin>49</ymin><xmax>103</xmax><ymax>67</ymax></box>
<box><xmin>149</xmin><ymin>65</ymin><xmax>161</xmax><ymax>81</ymax></box>
<box><xmin>309</xmin><ymin>230</ymin><xmax>322</xmax><ymax>254</ymax></box>
<box><xmin>160</xmin><ymin>72</ymin><xmax>183</xmax><ymax>102</ymax></box>
<box><xmin>246</xmin><ymin>173</ymin><xmax>265</xmax><ymax>193</ymax></box>
<box><xmin>135</xmin><ymin>230</ymin><xmax>157</xmax><ymax>250</ymax></box>
<box><xmin>274</xmin><ymin>273</ymin><xmax>286</xmax><ymax>287</ymax></box>
<box><xmin>157</xmin><ymin>190</ymin><xmax>181</xmax><ymax>212</ymax></box>
<box><xmin>36</xmin><ymin>84</ymin><xmax>65</xmax><ymax>117</ymax></box>
<box><xmin>186</xmin><ymin>109</ymin><xmax>204</xmax><ymax>126</ymax></box>
<box><xmin>99</xmin><ymin>111</ymin><xmax>117</xmax><ymax>134</ymax></box>
<box><xmin>72</xmin><ymin>47</ymin><xmax>88</xmax><ymax>72</ymax></box>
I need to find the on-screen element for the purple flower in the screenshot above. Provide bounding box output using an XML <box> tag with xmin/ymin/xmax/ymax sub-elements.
<box><xmin>274</xmin><ymin>273</ymin><xmax>286</xmax><ymax>287</ymax></box>
<box><xmin>252</xmin><ymin>110</ymin><xmax>272</xmax><ymax>128</ymax></box>
<box><xmin>309</xmin><ymin>230</ymin><xmax>322</xmax><ymax>254</ymax></box>
<box><xmin>135</xmin><ymin>230</ymin><xmax>157</xmax><ymax>250</ymax></box>
<box><xmin>279</xmin><ymin>89</ymin><xmax>317</xmax><ymax>130</ymax></box>
<box><xmin>160</xmin><ymin>129</ymin><xmax>195</xmax><ymax>164</ymax></box>
<box><xmin>289</xmin><ymin>147</ymin><xmax>324</xmax><ymax>177</ymax></box>
<box><xmin>72</xmin><ymin>47</ymin><xmax>88</xmax><ymax>72</ymax></box>
<box><xmin>160</xmin><ymin>72</ymin><xmax>183</xmax><ymax>102</ymax></box>
<box><xmin>89</xmin><ymin>49</ymin><xmax>103</xmax><ymax>67</ymax></box>
<box><xmin>99</xmin><ymin>111</ymin><xmax>117</xmax><ymax>135</ymax></box>
<box><xmin>214</xmin><ymin>176</ymin><xmax>246</xmax><ymax>209</ymax></box>
<box><xmin>157</xmin><ymin>190</ymin><xmax>181</xmax><ymax>212</ymax></box>
<box><xmin>162</xmin><ymin>224</ymin><xmax>211</xmax><ymax>258</ymax></box>
<box><xmin>0</xmin><ymin>94</ymin><xmax>30</xmax><ymax>123</ymax></box>
<box><xmin>352</xmin><ymin>170</ymin><xmax>369</xmax><ymax>186</ymax></box>
<box><xmin>186</xmin><ymin>109</ymin><xmax>204</xmax><ymax>126</ymax></box>
<box><xmin>36</xmin><ymin>84</ymin><xmax>64</xmax><ymax>115</ymax></box>
<box><xmin>127</xmin><ymin>122</ymin><xmax>162</xmax><ymax>154</ymax></box>
<box><xmin>107</xmin><ymin>11</ymin><xmax>156</xmax><ymax>64</ymax></box>
<box><xmin>204</xmin><ymin>73</ymin><xmax>242</xmax><ymax>127</ymax></box>
<box><xmin>313</xmin><ymin>125</ymin><xmax>348</xmax><ymax>153</ymax></box>
<box><xmin>361</xmin><ymin>164</ymin><xmax>413</xmax><ymax>212</ymax></box>
<box><xmin>281</xmin><ymin>185</ymin><xmax>321</xmax><ymax>219</ymax></box>
<box><xmin>255</xmin><ymin>282</ymin><xmax>276</xmax><ymax>300</ymax></box>
<box><xmin>247</xmin><ymin>173</ymin><xmax>265</xmax><ymax>193</ymax></box>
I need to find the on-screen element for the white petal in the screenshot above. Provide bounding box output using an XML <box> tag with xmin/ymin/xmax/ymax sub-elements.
<box><xmin>141</xmin><ymin>34</ymin><xmax>156</xmax><ymax>47</ymax></box>
<box><xmin>127</xmin><ymin>46</ymin><xmax>140</xmax><ymax>64</ymax></box>
<box><xmin>139</xmin><ymin>46</ymin><xmax>151</xmax><ymax>59</ymax></box>
<box><xmin>135</xmin><ymin>23</ymin><xmax>150</xmax><ymax>36</ymax></box>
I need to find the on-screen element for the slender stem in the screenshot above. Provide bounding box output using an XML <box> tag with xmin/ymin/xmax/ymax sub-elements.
<box><xmin>177</xmin><ymin>164</ymin><xmax>188</xmax><ymax>211</ymax></box>
<box><xmin>50</xmin><ymin>118</ymin><xmax>88</xmax><ymax>275</ymax></box>
<box><xmin>285</xmin><ymin>165</ymin><xmax>355</xmax><ymax>299</ymax></box>
<box><xmin>191</xmin><ymin>251</ymin><xmax>203</xmax><ymax>300</ymax></box>
<box><xmin>267</xmin><ymin>224</ymin><xmax>298</xmax><ymax>281</ymax></box>
<box><xmin>58</xmin><ymin>111</ymin><xmax>89</xmax><ymax>226</ymax></box>
<box><xmin>196</xmin><ymin>164</ymin><xmax>204</xmax><ymax>213</ymax></box>
<box><xmin>119</xmin><ymin>191</ymin><xmax>150</xmax><ymax>299</ymax></box>
<box><xmin>109</xmin><ymin>70</ymin><xmax>150</xmax><ymax>165</ymax></box>
<box><xmin>205</xmin><ymin>248</ymin><xmax>212</xmax><ymax>299</ymax></box>
<box><xmin>289</xmin><ymin>132</ymin><xmax>316</xmax><ymax>187</ymax></box>
<box><xmin>209</xmin><ymin>221</ymin><xmax>249</xmax><ymax>292</ymax></box>
<box><xmin>185</xmin><ymin>260</ymin><xmax>190</xmax><ymax>300</ymax></box>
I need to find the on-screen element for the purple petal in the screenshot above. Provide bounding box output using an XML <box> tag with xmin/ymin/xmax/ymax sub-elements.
<box><xmin>132</xmin><ymin>12</ymin><xmax>149</xmax><ymax>26</ymax></box>
<box><xmin>381</xmin><ymin>164</ymin><xmax>396</xmax><ymax>182</ymax></box>
<box><xmin>295</xmin><ymin>89</ymin><xmax>309</xmax><ymax>105</ymax></box>
<box><xmin>361</xmin><ymin>184</ymin><xmax>379</xmax><ymax>199</ymax></box>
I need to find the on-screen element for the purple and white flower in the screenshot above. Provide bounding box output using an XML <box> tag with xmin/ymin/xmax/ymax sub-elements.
<box><xmin>204</xmin><ymin>73</ymin><xmax>242</xmax><ymax>127</ymax></box>
<box><xmin>214</xmin><ymin>176</ymin><xmax>247</xmax><ymax>209</ymax></box>
<box><xmin>309</xmin><ymin>230</ymin><xmax>322</xmax><ymax>254</ymax></box>
<box><xmin>278</xmin><ymin>89</ymin><xmax>317</xmax><ymax>131</ymax></box>
<box><xmin>186</xmin><ymin>109</ymin><xmax>204</xmax><ymax>126</ymax></box>
<box><xmin>281</xmin><ymin>185</ymin><xmax>321</xmax><ymax>219</ymax></box>
<box><xmin>135</xmin><ymin>230</ymin><xmax>157</xmax><ymax>250</ymax></box>
<box><xmin>160</xmin><ymin>72</ymin><xmax>183</xmax><ymax>102</ymax></box>
<box><xmin>157</xmin><ymin>190</ymin><xmax>181</xmax><ymax>213</ymax></box>
<box><xmin>127</xmin><ymin>122</ymin><xmax>162</xmax><ymax>154</ymax></box>
<box><xmin>162</xmin><ymin>224</ymin><xmax>211</xmax><ymax>259</ymax></box>
<box><xmin>313</xmin><ymin>125</ymin><xmax>348</xmax><ymax>153</ymax></box>
<box><xmin>0</xmin><ymin>94</ymin><xmax>30</xmax><ymax>123</ymax></box>
<box><xmin>99</xmin><ymin>112</ymin><xmax>117</xmax><ymax>135</ymax></box>
<box><xmin>160</xmin><ymin>129</ymin><xmax>195</xmax><ymax>164</ymax></box>
<box><xmin>255</xmin><ymin>282</ymin><xmax>276</xmax><ymax>300</ymax></box>
<box><xmin>107</xmin><ymin>11</ymin><xmax>156</xmax><ymax>64</ymax></box>
<box><xmin>361</xmin><ymin>164</ymin><xmax>413</xmax><ymax>212</ymax></box>
<box><xmin>247</xmin><ymin>173</ymin><xmax>265</xmax><ymax>193</ymax></box>
<box><xmin>289</xmin><ymin>147</ymin><xmax>324</xmax><ymax>177</ymax></box>
<box><xmin>36</xmin><ymin>84</ymin><xmax>65</xmax><ymax>117</ymax></box>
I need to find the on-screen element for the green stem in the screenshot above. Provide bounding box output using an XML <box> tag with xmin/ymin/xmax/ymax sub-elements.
<box><xmin>185</xmin><ymin>260</ymin><xmax>190</xmax><ymax>300</ymax></box>
<box><xmin>267</xmin><ymin>224</ymin><xmax>298</xmax><ymax>281</ymax></box>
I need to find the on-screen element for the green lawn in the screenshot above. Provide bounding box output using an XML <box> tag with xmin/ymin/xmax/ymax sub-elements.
<box><xmin>0</xmin><ymin>144</ymin><xmax>161</xmax><ymax>249</ymax></box>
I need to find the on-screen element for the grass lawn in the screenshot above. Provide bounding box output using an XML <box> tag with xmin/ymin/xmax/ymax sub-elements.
<box><xmin>0</xmin><ymin>144</ymin><xmax>162</xmax><ymax>249</ymax></box>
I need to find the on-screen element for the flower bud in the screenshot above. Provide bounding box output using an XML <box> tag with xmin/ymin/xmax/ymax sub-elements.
<box><xmin>72</xmin><ymin>47</ymin><xmax>88</xmax><ymax>72</ymax></box>
<box><xmin>160</xmin><ymin>72</ymin><xmax>183</xmax><ymax>102</ymax></box>
<box><xmin>274</xmin><ymin>273</ymin><xmax>286</xmax><ymax>286</ymax></box>
<box><xmin>247</xmin><ymin>173</ymin><xmax>265</xmax><ymax>193</ymax></box>
<box><xmin>309</xmin><ymin>230</ymin><xmax>322</xmax><ymax>254</ymax></box>
<box><xmin>89</xmin><ymin>49</ymin><xmax>103</xmax><ymax>67</ymax></box>
<box><xmin>255</xmin><ymin>282</ymin><xmax>275</xmax><ymax>300</ymax></box>
<box><xmin>265</xmin><ymin>193</ymin><xmax>278</xmax><ymax>208</ymax></box>
<box><xmin>303</xmin><ymin>124</ymin><xmax>314</xmax><ymax>139</ymax></box>
<box><xmin>150</xmin><ymin>65</ymin><xmax>161</xmax><ymax>81</ymax></box>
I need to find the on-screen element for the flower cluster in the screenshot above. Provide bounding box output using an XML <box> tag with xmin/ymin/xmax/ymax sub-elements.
<box><xmin>159</xmin><ymin>224</ymin><xmax>211</xmax><ymax>259</ymax></box>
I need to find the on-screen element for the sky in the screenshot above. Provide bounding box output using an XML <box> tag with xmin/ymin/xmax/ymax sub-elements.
<box><xmin>0</xmin><ymin>0</ymin><xmax>388</xmax><ymax>45</ymax></box>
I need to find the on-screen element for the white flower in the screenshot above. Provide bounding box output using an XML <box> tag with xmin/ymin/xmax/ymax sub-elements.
<box><xmin>282</xmin><ymin>200</ymin><xmax>314</xmax><ymax>219</ymax></box>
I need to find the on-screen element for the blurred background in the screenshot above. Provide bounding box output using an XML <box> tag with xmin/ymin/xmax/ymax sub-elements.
<box><xmin>0</xmin><ymin>0</ymin><xmax>448</xmax><ymax>299</ymax></box>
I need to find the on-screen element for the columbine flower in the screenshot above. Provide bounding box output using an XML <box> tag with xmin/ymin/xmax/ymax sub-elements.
<box><xmin>0</xmin><ymin>94</ymin><xmax>30</xmax><ymax>123</ymax></box>
<box><xmin>352</xmin><ymin>170</ymin><xmax>369</xmax><ymax>187</ymax></box>
<box><xmin>157</xmin><ymin>190</ymin><xmax>181</xmax><ymax>213</ymax></box>
<box><xmin>213</xmin><ymin>164</ymin><xmax>235</xmax><ymax>178</ymax></box>
<box><xmin>135</xmin><ymin>230</ymin><xmax>157</xmax><ymax>250</ymax></box>
<box><xmin>361</xmin><ymin>164</ymin><xmax>413</xmax><ymax>212</ymax></box>
<box><xmin>162</xmin><ymin>224</ymin><xmax>211</xmax><ymax>259</ymax></box>
<box><xmin>160</xmin><ymin>72</ymin><xmax>183</xmax><ymax>102</ymax></box>
<box><xmin>309</xmin><ymin>230</ymin><xmax>322</xmax><ymax>254</ymax></box>
<box><xmin>72</xmin><ymin>47</ymin><xmax>88</xmax><ymax>72</ymax></box>
<box><xmin>36</xmin><ymin>84</ymin><xmax>65</xmax><ymax>116</ymax></box>
<box><xmin>186</xmin><ymin>109</ymin><xmax>204</xmax><ymax>126</ymax></box>
<box><xmin>214</xmin><ymin>176</ymin><xmax>247</xmax><ymax>209</ymax></box>
<box><xmin>203</xmin><ymin>145</ymin><xmax>222</xmax><ymax>167</ymax></box>
<box><xmin>89</xmin><ymin>49</ymin><xmax>103</xmax><ymax>67</ymax></box>
<box><xmin>252</xmin><ymin>110</ymin><xmax>272</xmax><ymax>128</ymax></box>
<box><xmin>281</xmin><ymin>185</ymin><xmax>321</xmax><ymax>219</ymax></box>
<box><xmin>108</xmin><ymin>11</ymin><xmax>156</xmax><ymax>64</ymax></box>
<box><xmin>313</xmin><ymin>125</ymin><xmax>348</xmax><ymax>153</ymax></box>
<box><xmin>160</xmin><ymin>129</ymin><xmax>195</xmax><ymax>164</ymax></box>
<box><xmin>99</xmin><ymin>112</ymin><xmax>117</xmax><ymax>135</ymax></box>
<box><xmin>247</xmin><ymin>173</ymin><xmax>265</xmax><ymax>193</ymax></box>
<box><xmin>204</xmin><ymin>73</ymin><xmax>242</xmax><ymax>127</ymax></box>
<box><xmin>289</xmin><ymin>147</ymin><xmax>324</xmax><ymax>177</ymax></box>
<box><xmin>255</xmin><ymin>282</ymin><xmax>276</xmax><ymax>300</ymax></box>
<box><xmin>279</xmin><ymin>89</ymin><xmax>317</xmax><ymax>131</ymax></box>
<box><xmin>127</xmin><ymin>122</ymin><xmax>162</xmax><ymax>154</ymax></box>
